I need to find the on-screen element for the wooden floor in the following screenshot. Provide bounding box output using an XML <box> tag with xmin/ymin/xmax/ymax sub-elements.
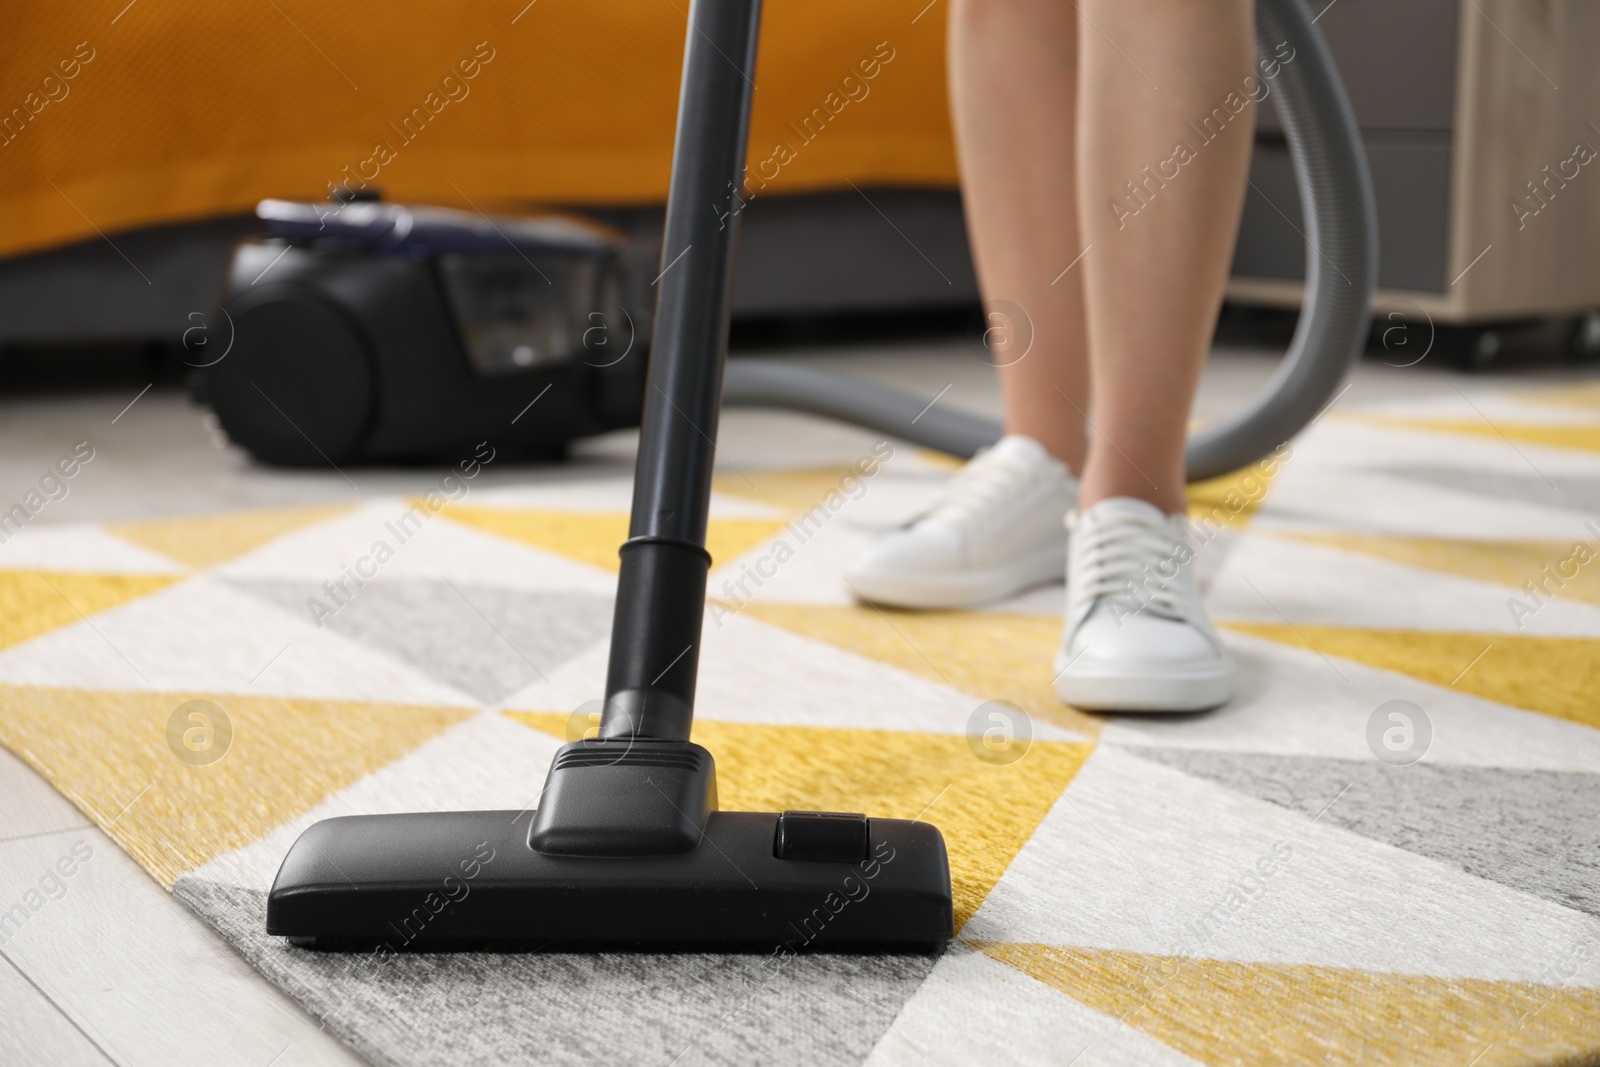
<box><xmin>0</xmin><ymin>746</ymin><xmax>362</xmax><ymax>1066</ymax></box>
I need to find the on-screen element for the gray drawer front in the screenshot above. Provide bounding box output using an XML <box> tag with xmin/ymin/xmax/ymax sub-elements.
<box><xmin>1257</xmin><ymin>0</ymin><xmax>1459</xmax><ymax>133</ymax></box>
<box><xmin>1233</xmin><ymin>135</ymin><xmax>1453</xmax><ymax>292</ymax></box>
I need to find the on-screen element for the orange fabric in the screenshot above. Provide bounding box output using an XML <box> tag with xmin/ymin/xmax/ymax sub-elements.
<box><xmin>0</xmin><ymin>0</ymin><xmax>959</xmax><ymax>259</ymax></box>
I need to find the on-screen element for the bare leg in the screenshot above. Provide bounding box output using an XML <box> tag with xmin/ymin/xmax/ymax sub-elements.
<box><xmin>1077</xmin><ymin>0</ymin><xmax>1255</xmax><ymax>512</ymax></box>
<box><xmin>949</xmin><ymin>0</ymin><xmax>1088</xmax><ymax>473</ymax></box>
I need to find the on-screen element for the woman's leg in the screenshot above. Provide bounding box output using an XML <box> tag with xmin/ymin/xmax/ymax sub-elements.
<box><xmin>949</xmin><ymin>0</ymin><xmax>1087</xmax><ymax>472</ymax></box>
<box><xmin>1054</xmin><ymin>1</ymin><xmax>1255</xmax><ymax>713</ymax></box>
<box><xmin>1076</xmin><ymin>0</ymin><xmax>1256</xmax><ymax>511</ymax></box>
<box><xmin>843</xmin><ymin>0</ymin><xmax>1084</xmax><ymax>609</ymax></box>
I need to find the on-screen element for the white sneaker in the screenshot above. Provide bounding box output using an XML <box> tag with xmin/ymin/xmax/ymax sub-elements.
<box><xmin>844</xmin><ymin>435</ymin><xmax>1078</xmax><ymax>609</ymax></box>
<box><xmin>1053</xmin><ymin>497</ymin><xmax>1233</xmax><ymax>712</ymax></box>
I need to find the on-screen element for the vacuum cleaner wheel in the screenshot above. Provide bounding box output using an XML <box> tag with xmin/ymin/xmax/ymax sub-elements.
<box><xmin>208</xmin><ymin>293</ymin><xmax>375</xmax><ymax>466</ymax></box>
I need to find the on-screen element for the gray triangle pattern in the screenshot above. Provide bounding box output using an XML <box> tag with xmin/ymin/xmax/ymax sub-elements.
<box><xmin>176</xmin><ymin>878</ymin><xmax>940</xmax><ymax>1067</ymax></box>
<box><xmin>1384</xmin><ymin>463</ymin><xmax>1600</xmax><ymax>513</ymax></box>
<box><xmin>1122</xmin><ymin>744</ymin><xmax>1600</xmax><ymax>919</ymax></box>
<box><xmin>232</xmin><ymin>578</ymin><xmax>612</xmax><ymax>704</ymax></box>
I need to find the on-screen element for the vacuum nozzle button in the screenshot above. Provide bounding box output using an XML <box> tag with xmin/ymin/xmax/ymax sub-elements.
<box><xmin>774</xmin><ymin>810</ymin><xmax>869</xmax><ymax>862</ymax></box>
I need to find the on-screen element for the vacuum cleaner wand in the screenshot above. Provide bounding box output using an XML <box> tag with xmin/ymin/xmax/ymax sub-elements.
<box><xmin>266</xmin><ymin>0</ymin><xmax>956</xmax><ymax>950</ymax></box>
<box><xmin>596</xmin><ymin>0</ymin><xmax>760</xmax><ymax>749</ymax></box>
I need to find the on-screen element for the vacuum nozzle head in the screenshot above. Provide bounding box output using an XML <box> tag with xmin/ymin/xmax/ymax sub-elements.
<box><xmin>266</xmin><ymin>807</ymin><xmax>953</xmax><ymax>952</ymax></box>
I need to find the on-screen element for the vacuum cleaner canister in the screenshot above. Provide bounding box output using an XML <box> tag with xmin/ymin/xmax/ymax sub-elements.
<box><xmin>199</xmin><ymin>198</ymin><xmax>651</xmax><ymax>466</ymax></box>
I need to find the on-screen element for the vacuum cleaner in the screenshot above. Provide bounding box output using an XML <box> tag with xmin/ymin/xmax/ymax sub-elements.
<box><xmin>264</xmin><ymin>0</ymin><xmax>1373</xmax><ymax>950</ymax></box>
<box><xmin>204</xmin><ymin>0</ymin><xmax>1373</xmax><ymax>483</ymax></box>
<box><xmin>265</xmin><ymin>0</ymin><xmax>954</xmax><ymax>950</ymax></box>
<box><xmin>199</xmin><ymin>198</ymin><xmax>649</xmax><ymax>465</ymax></box>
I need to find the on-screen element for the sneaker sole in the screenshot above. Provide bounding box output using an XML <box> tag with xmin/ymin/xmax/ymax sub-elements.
<box><xmin>1053</xmin><ymin>661</ymin><xmax>1233</xmax><ymax>713</ymax></box>
<box><xmin>844</xmin><ymin>545</ymin><xmax>1065</xmax><ymax>610</ymax></box>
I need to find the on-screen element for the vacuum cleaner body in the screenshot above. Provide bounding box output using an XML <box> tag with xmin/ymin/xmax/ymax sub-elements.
<box><xmin>199</xmin><ymin>200</ymin><xmax>649</xmax><ymax>465</ymax></box>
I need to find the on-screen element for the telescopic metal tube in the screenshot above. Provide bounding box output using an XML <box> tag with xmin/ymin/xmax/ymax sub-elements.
<box><xmin>600</xmin><ymin>0</ymin><xmax>762</xmax><ymax>741</ymax></box>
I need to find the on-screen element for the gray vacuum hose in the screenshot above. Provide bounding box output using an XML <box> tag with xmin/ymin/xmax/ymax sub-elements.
<box><xmin>724</xmin><ymin>0</ymin><xmax>1377</xmax><ymax>483</ymax></box>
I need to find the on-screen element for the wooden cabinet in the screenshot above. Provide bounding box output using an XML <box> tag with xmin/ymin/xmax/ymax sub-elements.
<box><xmin>1229</xmin><ymin>0</ymin><xmax>1600</xmax><ymax>326</ymax></box>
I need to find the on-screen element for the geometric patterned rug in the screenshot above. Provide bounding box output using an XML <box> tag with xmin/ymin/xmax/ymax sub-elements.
<box><xmin>1</xmin><ymin>379</ymin><xmax>1597</xmax><ymax>1066</ymax></box>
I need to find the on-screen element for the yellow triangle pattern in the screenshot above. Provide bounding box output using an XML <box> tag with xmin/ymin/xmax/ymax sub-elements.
<box><xmin>737</xmin><ymin>602</ymin><xmax>1101</xmax><ymax>737</ymax></box>
<box><xmin>916</xmin><ymin>449</ymin><xmax>964</xmax><ymax>471</ymax></box>
<box><xmin>1224</xmin><ymin>623</ymin><xmax>1600</xmax><ymax>730</ymax></box>
<box><xmin>1278</xmin><ymin>530</ymin><xmax>1600</xmax><ymax>607</ymax></box>
<box><xmin>979</xmin><ymin>943</ymin><xmax>1600</xmax><ymax>1067</ymax></box>
<box><xmin>711</xmin><ymin>451</ymin><xmax>960</xmax><ymax>512</ymax></box>
<box><xmin>712</xmin><ymin>466</ymin><xmax>874</xmax><ymax>514</ymax></box>
<box><xmin>507</xmin><ymin>711</ymin><xmax>1091</xmax><ymax>929</ymax></box>
<box><xmin>107</xmin><ymin>503</ymin><xmax>356</xmax><ymax>569</ymax></box>
<box><xmin>0</xmin><ymin>570</ymin><xmax>178</xmax><ymax>653</ymax></box>
<box><xmin>1349</xmin><ymin>413</ymin><xmax>1600</xmax><ymax>455</ymax></box>
<box><xmin>443</xmin><ymin>506</ymin><xmax>788</xmax><ymax>573</ymax></box>
<box><xmin>1518</xmin><ymin>380</ymin><xmax>1600</xmax><ymax>413</ymax></box>
<box><xmin>715</xmin><ymin>455</ymin><xmax>1283</xmax><ymax>533</ymax></box>
<box><xmin>1187</xmin><ymin>459</ymin><xmax>1283</xmax><ymax>530</ymax></box>
<box><xmin>0</xmin><ymin>685</ymin><xmax>475</xmax><ymax>885</ymax></box>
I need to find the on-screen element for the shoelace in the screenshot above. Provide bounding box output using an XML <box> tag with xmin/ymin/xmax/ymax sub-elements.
<box><xmin>1070</xmin><ymin>510</ymin><xmax>1190</xmax><ymax>622</ymax></box>
<box><xmin>921</xmin><ymin>446</ymin><xmax>1047</xmax><ymax>526</ymax></box>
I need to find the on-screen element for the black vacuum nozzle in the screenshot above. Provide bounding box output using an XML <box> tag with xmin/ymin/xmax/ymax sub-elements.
<box><xmin>268</xmin><ymin>737</ymin><xmax>953</xmax><ymax>950</ymax></box>
<box><xmin>266</xmin><ymin>0</ymin><xmax>955</xmax><ymax>954</ymax></box>
<box><xmin>266</xmin><ymin>808</ymin><xmax>952</xmax><ymax>952</ymax></box>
